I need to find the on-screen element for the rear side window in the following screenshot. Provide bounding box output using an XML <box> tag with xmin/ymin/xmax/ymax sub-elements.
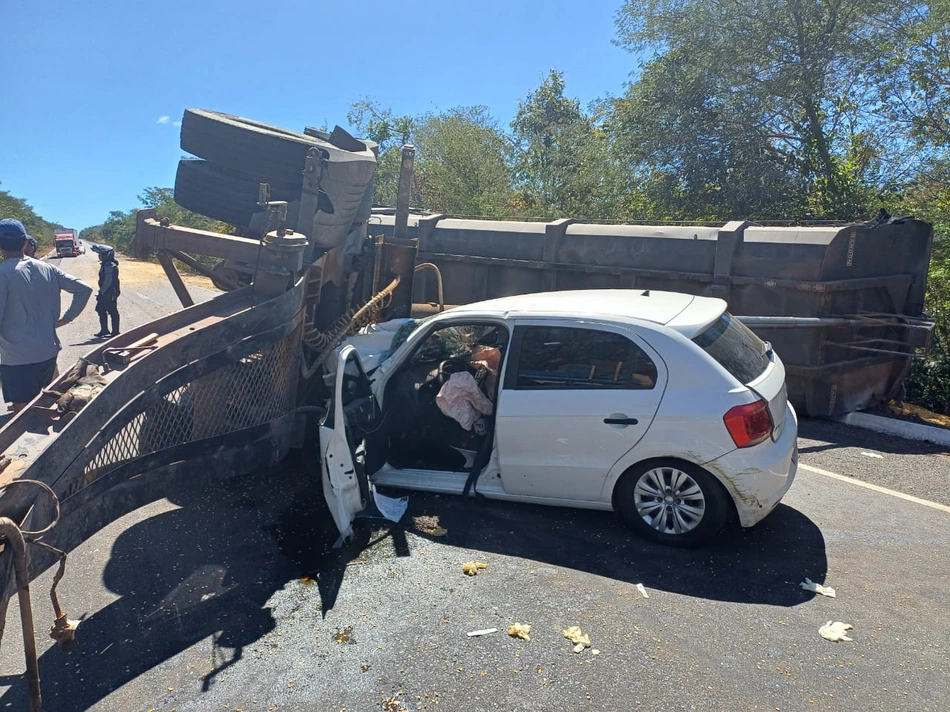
<box><xmin>513</xmin><ymin>326</ymin><xmax>657</xmax><ymax>390</ymax></box>
<box><xmin>692</xmin><ymin>313</ymin><xmax>770</xmax><ymax>384</ymax></box>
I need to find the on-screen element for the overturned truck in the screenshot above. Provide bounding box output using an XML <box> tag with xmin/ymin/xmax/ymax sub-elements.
<box><xmin>0</xmin><ymin>109</ymin><xmax>934</xmax><ymax>707</ymax></box>
<box><xmin>367</xmin><ymin>213</ymin><xmax>935</xmax><ymax>418</ymax></box>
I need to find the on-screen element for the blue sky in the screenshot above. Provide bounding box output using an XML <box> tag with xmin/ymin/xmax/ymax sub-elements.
<box><xmin>1</xmin><ymin>1</ymin><xmax>636</xmax><ymax>230</ymax></box>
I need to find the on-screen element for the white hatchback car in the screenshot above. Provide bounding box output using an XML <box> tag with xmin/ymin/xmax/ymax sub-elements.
<box><xmin>321</xmin><ymin>289</ymin><xmax>798</xmax><ymax>546</ymax></box>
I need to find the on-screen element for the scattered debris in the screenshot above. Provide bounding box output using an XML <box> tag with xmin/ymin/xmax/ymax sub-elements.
<box><xmin>562</xmin><ymin>625</ymin><xmax>591</xmax><ymax>651</ymax></box>
<box><xmin>800</xmin><ymin>578</ymin><xmax>836</xmax><ymax>598</ymax></box>
<box><xmin>888</xmin><ymin>400</ymin><xmax>950</xmax><ymax>428</ymax></box>
<box><xmin>57</xmin><ymin>359</ymin><xmax>102</xmax><ymax>391</ymax></box>
<box><xmin>334</xmin><ymin>626</ymin><xmax>353</xmax><ymax>644</ymax></box>
<box><xmin>507</xmin><ymin>623</ymin><xmax>531</xmax><ymax>641</ymax></box>
<box><xmin>54</xmin><ymin>381</ymin><xmax>105</xmax><ymax>415</ymax></box>
<box><xmin>467</xmin><ymin>628</ymin><xmax>498</xmax><ymax>637</ymax></box>
<box><xmin>861</xmin><ymin>452</ymin><xmax>884</xmax><ymax>459</ymax></box>
<box><xmin>414</xmin><ymin>516</ymin><xmax>448</xmax><ymax>536</ymax></box>
<box><xmin>462</xmin><ymin>561</ymin><xmax>488</xmax><ymax>576</ymax></box>
<box><xmin>381</xmin><ymin>692</ymin><xmax>406</xmax><ymax>711</ymax></box>
<box><xmin>636</xmin><ymin>583</ymin><xmax>650</xmax><ymax>599</ymax></box>
<box><xmin>819</xmin><ymin>621</ymin><xmax>854</xmax><ymax>642</ymax></box>
<box><xmin>361</xmin><ymin>663</ymin><xmax>371</xmax><ymax>672</ymax></box>
<box><xmin>591</xmin><ymin>649</ymin><xmax>601</xmax><ymax>656</ymax></box>
<box><xmin>299</xmin><ymin>576</ymin><xmax>314</xmax><ymax>585</ymax></box>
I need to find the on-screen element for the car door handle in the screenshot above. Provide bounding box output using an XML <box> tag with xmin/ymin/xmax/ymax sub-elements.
<box><xmin>604</xmin><ymin>417</ymin><xmax>638</xmax><ymax>425</ymax></box>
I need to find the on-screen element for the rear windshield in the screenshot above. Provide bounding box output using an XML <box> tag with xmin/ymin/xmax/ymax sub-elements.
<box><xmin>692</xmin><ymin>313</ymin><xmax>771</xmax><ymax>384</ymax></box>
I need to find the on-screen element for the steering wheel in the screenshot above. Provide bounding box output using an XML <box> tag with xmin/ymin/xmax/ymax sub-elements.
<box><xmin>438</xmin><ymin>358</ymin><xmax>475</xmax><ymax>384</ymax></box>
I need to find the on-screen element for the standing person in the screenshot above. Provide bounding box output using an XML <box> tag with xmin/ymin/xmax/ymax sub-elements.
<box><xmin>24</xmin><ymin>236</ymin><xmax>37</xmax><ymax>258</ymax></box>
<box><xmin>0</xmin><ymin>219</ymin><xmax>92</xmax><ymax>414</ymax></box>
<box><xmin>92</xmin><ymin>244</ymin><xmax>120</xmax><ymax>337</ymax></box>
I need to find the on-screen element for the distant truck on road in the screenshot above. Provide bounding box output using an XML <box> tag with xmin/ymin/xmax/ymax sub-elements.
<box><xmin>54</xmin><ymin>228</ymin><xmax>81</xmax><ymax>257</ymax></box>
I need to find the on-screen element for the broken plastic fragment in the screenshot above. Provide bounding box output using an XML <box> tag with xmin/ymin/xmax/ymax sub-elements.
<box><xmin>467</xmin><ymin>628</ymin><xmax>498</xmax><ymax>637</ymax></box>
<box><xmin>819</xmin><ymin>621</ymin><xmax>853</xmax><ymax>642</ymax></box>
<box><xmin>561</xmin><ymin>626</ymin><xmax>591</xmax><ymax>648</ymax></box>
<box><xmin>462</xmin><ymin>561</ymin><xmax>488</xmax><ymax>576</ymax></box>
<box><xmin>382</xmin><ymin>692</ymin><xmax>403</xmax><ymax>711</ymax></box>
<box><xmin>572</xmin><ymin>643</ymin><xmax>585</xmax><ymax>654</ymax></box>
<box><xmin>372</xmin><ymin>490</ymin><xmax>408</xmax><ymax>523</ymax></box>
<box><xmin>508</xmin><ymin>623</ymin><xmax>531</xmax><ymax>641</ymax></box>
<box><xmin>591</xmin><ymin>649</ymin><xmax>601</xmax><ymax>656</ymax></box>
<box><xmin>636</xmin><ymin>583</ymin><xmax>650</xmax><ymax>599</ymax></box>
<box><xmin>800</xmin><ymin>577</ymin><xmax>836</xmax><ymax>598</ymax></box>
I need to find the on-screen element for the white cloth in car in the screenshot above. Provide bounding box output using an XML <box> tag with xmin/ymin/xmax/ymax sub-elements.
<box><xmin>436</xmin><ymin>371</ymin><xmax>494</xmax><ymax>431</ymax></box>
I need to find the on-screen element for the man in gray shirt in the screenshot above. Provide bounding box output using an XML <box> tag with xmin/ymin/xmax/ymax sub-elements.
<box><xmin>0</xmin><ymin>218</ymin><xmax>93</xmax><ymax>413</ymax></box>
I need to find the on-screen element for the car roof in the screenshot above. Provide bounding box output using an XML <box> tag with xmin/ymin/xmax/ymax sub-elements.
<box><xmin>447</xmin><ymin>289</ymin><xmax>726</xmax><ymax>337</ymax></box>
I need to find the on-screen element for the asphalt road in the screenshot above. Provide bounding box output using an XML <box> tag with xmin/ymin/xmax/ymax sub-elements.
<box><xmin>0</xmin><ymin>248</ymin><xmax>219</xmax><ymax>418</ymax></box>
<box><xmin>47</xmin><ymin>247</ymin><xmax>220</xmax><ymax>372</ymax></box>
<box><xmin>0</xmin><ymin>259</ymin><xmax>948</xmax><ymax>711</ymax></box>
<box><xmin>0</xmin><ymin>427</ymin><xmax>946</xmax><ymax>712</ymax></box>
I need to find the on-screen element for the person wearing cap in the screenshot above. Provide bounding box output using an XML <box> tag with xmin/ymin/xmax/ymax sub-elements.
<box><xmin>0</xmin><ymin>218</ymin><xmax>92</xmax><ymax>414</ymax></box>
<box><xmin>91</xmin><ymin>244</ymin><xmax>120</xmax><ymax>337</ymax></box>
<box><xmin>24</xmin><ymin>236</ymin><xmax>37</xmax><ymax>258</ymax></box>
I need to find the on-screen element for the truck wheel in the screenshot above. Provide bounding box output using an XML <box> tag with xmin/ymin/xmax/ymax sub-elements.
<box><xmin>179</xmin><ymin>109</ymin><xmax>374</xmax><ymax>185</ymax></box>
<box><xmin>211</xmin><ymin>261</ymin><xmax>253</xmax><ymax>291</ymax></box>
<box><xmin>174</xmin><ymin>160</ymin><xmax>301</xmax><ymax>230</ymax></box>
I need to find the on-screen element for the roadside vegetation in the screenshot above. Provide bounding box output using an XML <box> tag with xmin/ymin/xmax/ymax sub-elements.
<box><xmin>10</xmin><ymin>1</ymin><xmax>950</xmax><ymax>413</ymax></box>
<box><xmin>0</xmin><ymin>183</ymin><xmax>61</xmax><ymax>251</ymax></box>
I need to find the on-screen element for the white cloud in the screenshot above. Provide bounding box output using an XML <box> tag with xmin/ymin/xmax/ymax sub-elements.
<box><xmin>157</xmin><ymin>115</ymin><xmax>170</xmax><ymax>124</ymax></box>
<box><xmin>173</xmin><ymin>121</ymin><xmax>182</xmax><ymax>127</ymax></box>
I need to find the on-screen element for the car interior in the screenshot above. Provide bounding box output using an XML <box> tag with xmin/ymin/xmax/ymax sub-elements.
<box><xmin>377</xmin><ymin>322</ymin><xmax>510</xmax><ymax>473</ymax></box>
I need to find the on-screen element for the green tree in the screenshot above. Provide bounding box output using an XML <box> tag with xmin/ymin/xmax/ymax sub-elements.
<box><xmin>609</xmin><ymin>48</ymin><xmax>806</xmax><ymax>221</ymax></box>
<box><xmin>81</xmin><ymin>187</ymin><xmax>227</xmax><ymax>258</ymax></box>
<box><xmin>347</xmin><ymin>100</ymin><xmax>415</xmax><ymax>207</ymax></box>
<box><xmin>613</xmin><ymin>0</ymin><xmax>910</xmax><ymax>220</ymax></box>
<box><xmin>0</xmin><ymin>183</ymin><xmax>62</xmax><ymax>250</ymax></box>
<box><xmin>879</xmin><ymin>2</ymin><xmax>950</xmax><ymax>152</ymax></box>
<box><xmin>348</xmin><ymin>102</ymin><xmax>515</xmax><ymax>215</ymax></box>
<box><xmin>413</xmin><ymin>107</ymin><xmax>514</xmax><ymax>216</ymax></box>
<box><xmin>511</xmin><ymin>71</ymin><xmax>625</xmax><ymax>220</ymax></box>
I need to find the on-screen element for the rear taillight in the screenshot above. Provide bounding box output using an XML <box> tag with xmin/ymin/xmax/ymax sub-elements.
<box><xmin>723</xmin><ymin>400</ymin><xmax>773</xmax><ymax>448</ymax></box>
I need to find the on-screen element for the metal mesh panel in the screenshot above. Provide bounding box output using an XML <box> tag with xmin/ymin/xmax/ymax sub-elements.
<box><xmin>85</xmin><ymin>326</ymin><xmax>300</xmax><ymax>476</ymax></box>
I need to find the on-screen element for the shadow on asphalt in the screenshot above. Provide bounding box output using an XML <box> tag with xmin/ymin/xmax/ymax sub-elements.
<box><xmin>799</xmin><ymin>417</ymin><xmax>946</xmax><ymax>456</ymax></box>
<box><xmin>388</xmin><ymin>490</ymin><xmax>826</xmax><ymax>608</ymax></box>
<box><xmin>0</xmin><ymin>462</ymin><xmax>826</xmax><ymax>710</ymax></box>
<box><xmin>0</xmin><ymin>463</ymin><xmax>338</xmax><ymax>712</ymax></box>
<box><xmin>68</xmin><ymin>337</ymin><xmax>110</xmax><ymax>347</ymax></box>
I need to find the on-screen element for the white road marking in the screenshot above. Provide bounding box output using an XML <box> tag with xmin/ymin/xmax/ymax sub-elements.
<box><xmin>799</xmin><ymin>462</ymin><xmax>950</xmax><ymax>514</ymax></box>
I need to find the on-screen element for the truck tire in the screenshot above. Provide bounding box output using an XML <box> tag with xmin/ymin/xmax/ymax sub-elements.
<box><xmin>180</xmin><ymin>109</ymin><xmax>372</xmax><ymax>184</ymax></box>
<box><xmin>174</xmin><ymin>159</ymin><xmax>301</xmax><ymax>229</ymax></box>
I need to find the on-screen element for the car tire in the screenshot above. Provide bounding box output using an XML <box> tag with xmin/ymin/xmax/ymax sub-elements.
<box><xmin>613</xmin><ymin>459</ymin><xmax>730</xmax><ymax>547</ymax></box>
<box><xmin>174</xmin><ymin>159</ymin><xmax>302</xmax><ymax>230</ymax></box>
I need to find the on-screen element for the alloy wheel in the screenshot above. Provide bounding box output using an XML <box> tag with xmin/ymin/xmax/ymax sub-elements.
<box><xmin>633</xmin><ymin>465</ymin><xmax>706</xmax><ymax>535</ymax></box>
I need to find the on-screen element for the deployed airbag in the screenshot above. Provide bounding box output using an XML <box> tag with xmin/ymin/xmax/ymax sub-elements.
<box><xmin>436</xmin><ymin>371</ymin><xmax>493</xmax><ymax>431</ymax></box>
